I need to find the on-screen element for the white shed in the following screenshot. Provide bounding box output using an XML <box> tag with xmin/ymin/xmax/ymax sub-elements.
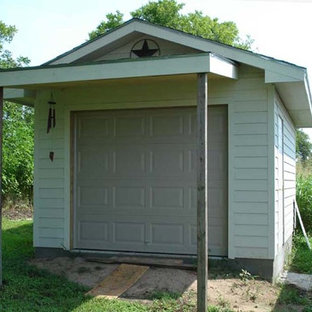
<box><xmin>1</xmin><ymin>19</ymin><xmax>311</xmax><ymax>284</ymax></box>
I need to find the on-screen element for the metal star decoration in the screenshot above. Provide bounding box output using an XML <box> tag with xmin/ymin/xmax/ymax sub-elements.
<box><xmin>131</xmin><ymin>39</ymin><xmax>160</xmax><ymax>58</ymax></box>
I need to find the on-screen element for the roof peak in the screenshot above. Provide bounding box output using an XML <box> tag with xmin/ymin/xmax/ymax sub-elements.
<box><xmin>43</xmin><ymin>18</ymin><xmax>306</xmax><ymax>72</ymax></box>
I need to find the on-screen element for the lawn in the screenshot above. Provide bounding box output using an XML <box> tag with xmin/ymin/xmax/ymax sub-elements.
<box><xmin>0</xmin><ymin>218</ymin><xmax>230</xmax><ymax>312</ymax></box>
<box><xmin>289</xmin><ymin>234</ymin><xmax>312</xmax><ymax>274</ymax></box>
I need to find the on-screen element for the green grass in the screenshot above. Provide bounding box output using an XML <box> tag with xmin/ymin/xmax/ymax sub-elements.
<box><xmin>289</xmin><ymin>234</ymin><xmax>312</xmax><ymax>274</ymax></box>
<box><xmin>0</xmin><ymin>218</ymin><xmax>231</xmax><ymax>312</ymax></box>
<box><xmin>278</xmin><ymin>285</ymin><xmax>311</xmax><ymax>306</ymax></box>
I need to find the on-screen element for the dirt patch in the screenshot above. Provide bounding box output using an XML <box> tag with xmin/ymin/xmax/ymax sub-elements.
<box><xmin>30</xmin><ymin>257</ymin><xmax>118</xmax><ymax>287</ymax></box>
<box><xmin>205</xmin><ymin>278</ymin><xmax>278</xmax><ymax>311</ymax></box>
<box><xmin>122</xmin><ymin>267</ymin><xmax>197</xmax><ymax>299</ymax></box>
<box><xmin>30</xmin><ymin>256</ymin><xmax>308</xmax><ymax>311</ymax></box>
<box><xmin>3</xmin><ymin>200</ymin><xmax>33</xmax><ymax>220</ymax></box>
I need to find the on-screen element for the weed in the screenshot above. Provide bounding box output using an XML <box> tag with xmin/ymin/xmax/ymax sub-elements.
<box><xmin>277</xmin><ymin>284</ymin><xmax>311</xmax><ymax>306</ymax></box>
<box><xmin>239</xmin><ymin>269</ymin><xmax>255</xmax><ymax>282</ymax></box>
<box><xmin>217</xmin><ymin>295</ymin><xmax>230</xmax><ymax>309</ymax></box>
<box><xmin>148</xmin><ymin>290</ymin><xmax>181</xmax><ymax>300</ymax></box>
<box><xmin>289</xmin><ymin>234</ymin><xmax>312</xmax><ymax>274</ymax></box>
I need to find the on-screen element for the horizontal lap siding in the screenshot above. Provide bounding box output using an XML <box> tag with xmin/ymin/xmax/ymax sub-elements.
<box><xmin>34</xmin><ymin>92</ymin><xmax>65</xmax><ymax>248</ymax></box>
<box><xmin>274</xmin><ymin>92</ymin><xmax>296</xmax><ymax>255</ymax></box>
<box><xmin>34</xmin><ymin>68</ymin><xmax>272</xmax><ymax>259</ymax></box>
<box><xmin>230</xmin><ymin>66</ymin><xmax>270</xmax><ymax>259</ymax></box>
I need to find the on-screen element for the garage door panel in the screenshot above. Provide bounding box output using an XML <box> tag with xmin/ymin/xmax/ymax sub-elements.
<box><xmin>114</xmin><ymin>186</ymin><xmax>145</xmax><ymax>208</ymax></box>
<box><xmin>115</xmin><ymin>116</ymin><xmax>145</xmax><ymax>137</ymax></box>
<box><xmin>79</xmin><ymin>221</ymin><xmax>109</xmax><ymax>241</ymax></box>
<box><xmin>114</xmin><ymin>222</ymin><xmax>145</xmax><ymax>243</ymax></box>
<box><xmin>114</xmin><ymin>148</ymin><xmax>146</xmax><ymax>175</ymax></box>
<box><xmin>150</xmin><ymin>148</ymin><xmax>184</xmax><ymax>175</ymax></box>
<box><xmin>151</xmin><ymin>223</ymin><xmax>184</xmax><ymax>245</ymax></box>
<box><xmin>150</xmin><ymin>114</ymin><xmax>184</xmax><ymax>137</ymax></box>
<box><xmin>78</xmin><ymin>186</ymin><xmax>109</xmax><ymax>207</ymax></box>
<box><xmin>78</xmin><ymin>117</ymin><xmax>110</xmax><ymax>138</ymax></box>
<box><xmin>74</xmin><ymin>107</ymin><xmax>228</xmax><ymax>256</ymax></box>
<box><xmin>77</xmin><ymin>150</ymin><xmax>110</xmax><ymax>176</ymax></box>
<box><xmin>150</xmin><ymin>186</ymin><xmax>184</xmax><ymax>209</ymax></box>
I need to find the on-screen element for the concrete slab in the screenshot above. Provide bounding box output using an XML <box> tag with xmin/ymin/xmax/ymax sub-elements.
<box><xmin>279</xmin><ymin>271</ymin><xmax>312</xmax><ymax>291</ymax></box>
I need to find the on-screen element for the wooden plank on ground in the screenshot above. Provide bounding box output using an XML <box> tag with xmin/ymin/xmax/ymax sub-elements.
<box><xmin>86</xmin><ymin>256</ymin><xmax>195</xmax><ymax>269</ymax></box>
<box><xmin>86</xmin><ymin>264</ymin><xmax>149</xmax><ymax>299</ymax></box>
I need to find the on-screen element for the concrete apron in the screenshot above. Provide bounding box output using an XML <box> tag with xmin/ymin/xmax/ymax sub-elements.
<box><xmin>279</xmin><ymin>271</ymin><xmax>312</xmax><ymax>291</ymax></box>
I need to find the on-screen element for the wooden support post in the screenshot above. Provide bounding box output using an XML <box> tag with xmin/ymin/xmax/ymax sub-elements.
<box><xmin>0</xmin><ymin>87</ymin><xmax>3</xmax><ymax>288</ymax></box>
<box><xmin>197</xmin><ymin>73</ymin><xmax>208</xmax><ymax>312</ymax></box>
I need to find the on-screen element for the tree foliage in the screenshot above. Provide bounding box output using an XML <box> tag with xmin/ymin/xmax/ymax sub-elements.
<box><xmin>0</xmin><ymin>20</ymin><xmax>33</xmax><ymax>200</ymax></box>
<box><xmin>88</xmin><ymin>0</ymin><xmax>253</xmax><ymax>49</ymax></box>
<box><xmin>296</xmin><ymin>129</ymin><xmax>312</xmax><ymax>162</ymax></box>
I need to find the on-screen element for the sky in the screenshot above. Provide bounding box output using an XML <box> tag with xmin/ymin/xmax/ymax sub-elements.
<box><xmin>1</xmin><ymin>0</ymin><xmax>312</xmax><ymax>135</ymax></box>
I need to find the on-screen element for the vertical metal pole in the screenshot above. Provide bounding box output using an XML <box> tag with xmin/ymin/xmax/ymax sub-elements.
<box><xmin>197</xmin><ymin>73</ymin><xmax>208</xmax><ymax>312</ymax></box>
<box><xmin>0</xmin><ymin>87</ymin><xmax>3</xmax><ymax>288</ymax></box>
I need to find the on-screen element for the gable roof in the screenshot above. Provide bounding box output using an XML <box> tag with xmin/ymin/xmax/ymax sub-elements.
<box><xmin>40</xmin><ymin>18</ymin><xmax>312</xmax><ymax>127</ymax></box>
<box><xmin>1</xmin><ymin>18</ymin><xmax>311</xmax><ymax>127</ymax></box>
<box><xmin>45</xmin><ymin>18</ymin><xmax>306</xmax><ymax>82</ymax></box>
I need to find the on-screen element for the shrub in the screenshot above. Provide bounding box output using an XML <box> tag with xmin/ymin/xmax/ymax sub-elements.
<box><xmin>2</xmin><ymin>102</ymin><xmax>34</xmax><ymax>201</ymax></box>
<box><xmin>296</xmin><ymin>174</ymin><xmax>312</xmax><ymax>234</ymax></box>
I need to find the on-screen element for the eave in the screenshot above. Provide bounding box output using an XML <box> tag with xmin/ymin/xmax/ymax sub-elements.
<box><xmin>0</xmin><ymin>53</ymin><xmax>237</xmax><ymax>89</ymax></box>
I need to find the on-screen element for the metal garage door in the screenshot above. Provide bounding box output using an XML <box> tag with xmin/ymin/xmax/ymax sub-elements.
<box><xmin>73</xmin><ymin>106</ymin><xmax>228</xmax><ymax>256</ymax></box>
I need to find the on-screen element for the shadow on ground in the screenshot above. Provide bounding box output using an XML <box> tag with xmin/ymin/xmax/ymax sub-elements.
<box><xmin>272</xmin><ymin>284</ymin><xmax>312</xmax><ymax>311</ymax></box>
<box><xmin>0</xmin><ymin>220</ymin><xmax>94</xmax><ymax>312</ymax></box>
<box><xmin>271</xmin><ymin>239</ymin><xmax>312</xmax><ymax>312</ymax></box>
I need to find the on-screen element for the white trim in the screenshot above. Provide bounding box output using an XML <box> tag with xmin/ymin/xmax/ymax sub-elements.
<box><xmin>0</xmin><ymin>55</ymin><xmax>210</xmax><ymax>87</ymax></box>
<box><xmin>0</xmin><ymin>54</ymin><xmax>239</xmax><ymax>88</ymax></box>
<box><xmin>228</xmin><ymin>102</ymin><xmax>235</xmax><ymax>259</ymax></box>
<box><xmin>210</xmin><ymin>54</ymin><xmax>238</xmax><ymax>79</ymax></box>
<box><xmin>49</xmin><ymin>22</ymin><xmax>138</xmax><ymax>65</ymax></box>
<box><xmin>267</xmin><ymin>84</ymin><xmax>276</xmax><ymax>260</ymax></box>
<box><xmin>3</xmin><ymin>88</ymin><xmax>35</xmax><ymax>106</ymax></box>
<box><xmin>63</xmin><ymin>108</ymin><xmax>71</xmax><ymax>250</ymax></box>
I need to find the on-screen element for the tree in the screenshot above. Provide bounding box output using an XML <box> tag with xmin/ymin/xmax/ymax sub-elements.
<box><xmin>0</xmin><ymin>20</ymin><xmax>31</xmax><ymax>289</ymax></box>
<box><xmin>0</xmin><ymin>21</ymin><xmax>33</xmax><ymax>200</ymax></box>
<box><xmin>296</xmin><ymin>129</ymin><xmax>312</xmax><ymax>162</ymax></box>
<box><xmin>88</xmin><ymin>0</ymin><xmax>253</xmax><ymax>49</ymax></box>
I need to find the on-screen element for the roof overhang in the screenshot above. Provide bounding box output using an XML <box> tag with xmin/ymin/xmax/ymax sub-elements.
<box><xmin>0</xmin><ymin>53</ymin><xmax>237</xmax><ymax>90</ymax></box>
<box><xmin>3</xmin><ymin>88</ymin><xmax>36</xmax><ymax>107</ymax></box>
<box><xmin>274</xmin><ymin>74</ymin><xmax>312</xmax><ymax>128</ymax></box>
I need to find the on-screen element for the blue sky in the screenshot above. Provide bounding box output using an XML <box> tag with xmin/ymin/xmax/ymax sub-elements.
<box><xmin>1</xmin><ymin>0</ymin><xmax>312</xmax><ymax>134</ymax></box>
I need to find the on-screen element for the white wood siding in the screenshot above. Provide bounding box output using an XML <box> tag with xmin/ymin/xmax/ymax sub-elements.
<box><xmin>274</xmin><ymin>91</ymin><xmax>296</xmax><ymax>254</ymax></box>
<box><xmin>34</xmin><ymin>91</ymin><xmax>65</xmax><ymax>247</ymax></box>
<box><xmin>228</xmin><ymin>66</ymin><xmax>270</xmax><ymax>259</ymax></box>
<box><xmin>34</xmin><ymin>65</ymin><xmax>273</xmax><ymax>259</ymax></box>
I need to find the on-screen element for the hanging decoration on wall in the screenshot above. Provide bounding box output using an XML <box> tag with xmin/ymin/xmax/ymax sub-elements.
<box><xmin>47</xmin><ymin>93</ymin><xmax>56</xmax><ymax>134</ymax></box>
<box><xmin>47</xmin><ymin>92</ymin><xmax>56</xmax><ymax>162</ymax></box>
<box><xmin>130</xmin><ymin>39</ymin><xmax>160</xmax><ymax>58</ymax></box>
<box><xmin>49</xmin><ymin>151</ymin><xmax>54</xmax><ymax>162</ymax></box>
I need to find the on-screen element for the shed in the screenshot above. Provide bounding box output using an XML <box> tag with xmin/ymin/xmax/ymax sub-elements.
<box><xmin>0</xmin><ymin>19</ymin><xmax>311</xmax><ymax>289</ymax></box>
